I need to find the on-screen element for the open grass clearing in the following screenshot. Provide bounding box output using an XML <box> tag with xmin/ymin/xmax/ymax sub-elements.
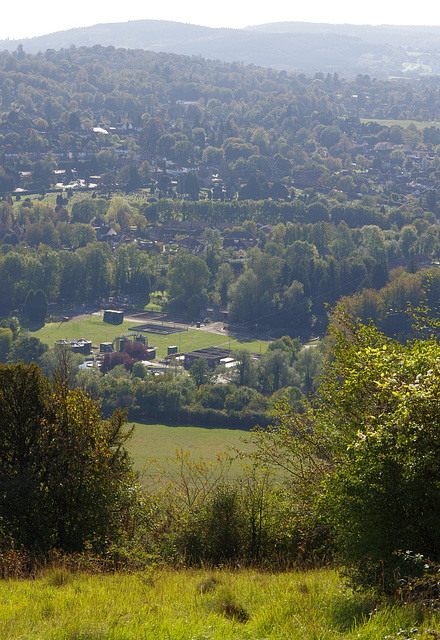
<box><xmin>1</xmin><ymin>566</ymin><xmax>438</xmax><ymax>640</ymax></box>
<box><xmin>129</xmin><ymin>325</ymin><xmax>227</xmax><ymax>358</ymax></box>
<box><xmin>31</xmin><ymin>315</ymin><xmax>225</xmax><ymax>357</ymax></box>
<box><xmin>128</xmin><ymin>422</ymin><xmax>253</xmax><ymax>482</ymax></box>
<box><xmin>360</xmin><ymin>117</ymin><xmax>440</xmax><ymax>130</ymax></box>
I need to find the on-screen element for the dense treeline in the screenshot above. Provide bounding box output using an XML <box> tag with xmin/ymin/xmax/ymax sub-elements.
<box><xmin>75</xmin><ymin>336</ymin><xmax>314</xmax><ymax>424</ymax></box>
<box><xmin>1</xmin><ymin>192</ymin><xmax>439</xmax><ymax>335</ymax></box>
<box><xmin>1</xmin><ymin>179</ymin><xmax>440</xmax><ymax>432</ymax></box>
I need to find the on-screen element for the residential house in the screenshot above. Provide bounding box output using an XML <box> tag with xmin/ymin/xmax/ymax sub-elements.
<box><xmin>223</xmin><ymin>229</ymin><xmax>258</xmax><ymax>251</ymax></box>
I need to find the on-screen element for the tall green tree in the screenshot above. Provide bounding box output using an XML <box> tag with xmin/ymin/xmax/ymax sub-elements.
<box><xmin>71</xmin><ymin>199</ymin><xmax>97</xmax><ymax>224</ymax></box>
<box><xmin>189</xmin><ymin>358</ymin><xmax>211</xmax><ymax>388</ymax></box>
<box><xmin>167</xmin><ymin>253</ymin><xmax>210</xmax><ymax>315</ymax></box>
<box><xmin>183</xmin><ymin>172</ymin><xmax>200</xmax><ymax>200</ymax></box>
<box><xmin>227</xmin><ymin>269</ymin><xmax>260</xmax><ymax>323</ymax></box>
<box><xmin>0</xmin><ymin>327</ymin><xmax>13</xmax><ymax>362</ymax></box>
<box><xmin>0</xmin><ymin>362</ymin><xmax>135</xmax><ymax>553</ymax></box>
<box><xmin>258</xmin><ymin>349</ymin><xmax>296</xmax><ymax>394</ymax></box>
<box><xmin>24</xmin><ymin>289</ymin><xmax>48</xmax><ymax>323</ymax></box>
<box><xmin>77</xmin><ymin>242</ymin><xmax>112</xmax><ymax>301</ymax></box>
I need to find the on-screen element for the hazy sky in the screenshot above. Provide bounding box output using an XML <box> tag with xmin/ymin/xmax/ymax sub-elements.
<box><xmin>1</xmin><ymin>0</ymin><xmax>439</xmax><ymax>41</ymax></box>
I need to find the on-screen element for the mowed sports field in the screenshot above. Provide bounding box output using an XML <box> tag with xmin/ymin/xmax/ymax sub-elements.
<box><xmin>32</xmin><ymin>314</ymin><xmax>269</xmax><ymax>359</ymax></box>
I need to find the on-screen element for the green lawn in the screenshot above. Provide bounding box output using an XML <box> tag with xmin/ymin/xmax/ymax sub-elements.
<box><xmin>360</xmin><ymin>117</ymin><xmax>440</xmax><ymax>130</ymax></box>
<box><xmin>31</xmin><ymin>315</ymin><xmax>136</xmax><ymax>348</ymax></box>
<box><xmin>128</xmin><ymin>422</ymin><xmax>253</xmax><ymax>480</ymax></box>
<box><xmin>147</xmin><ymin>328</ymin><xmax>230</xmax><ymax>358</ymax></box>
<box><xmin>31</xmin><ymin>314</ymin><xmax>269</xmax><ymax>358</ymax></box>
<box><xmin>228</xmin><ymin>337</ymin><xmax>269</xmax><ymax>354</ymax></box>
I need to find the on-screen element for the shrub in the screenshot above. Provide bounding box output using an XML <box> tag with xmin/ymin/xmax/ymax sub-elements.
<box><xmin>319</xmin><ymin>311</ymin><xmax>440</xmax><ymax>592</ymax></box>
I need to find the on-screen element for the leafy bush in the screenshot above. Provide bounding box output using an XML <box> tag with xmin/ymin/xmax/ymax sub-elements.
<box><xmin>319</xmin><ymin>311</ymin><xmax>440</xmax><ymax>592</ymax></box>
<box><xmin>140</xmin><ymin>449</ymin><xmax>330</xmax><ymax>568</ymax></box>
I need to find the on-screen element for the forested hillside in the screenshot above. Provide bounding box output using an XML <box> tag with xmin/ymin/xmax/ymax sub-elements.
<box><xmin>4</xmin><ymin>20</ymin><xmax>440</xmax><ymax>77</ymax></box>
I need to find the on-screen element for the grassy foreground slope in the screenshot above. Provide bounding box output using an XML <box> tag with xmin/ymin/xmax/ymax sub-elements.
<box><xmin>2</xmin><ymin>567</ymin><xmax>437</xmax><ymax>640</ymax></box>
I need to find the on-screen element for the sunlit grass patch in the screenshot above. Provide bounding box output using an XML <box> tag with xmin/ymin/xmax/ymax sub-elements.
<box><xmin>1</xmin><ymin>568</ymin><xmax>440</xmax><ymax>639</ymax></box>
<box><xmin>129</xmin><ymin>422</ymin><xmax>252</xmax><ymax>478</ymax></box>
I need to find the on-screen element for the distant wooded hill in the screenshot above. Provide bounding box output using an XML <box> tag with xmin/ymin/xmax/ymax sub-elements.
<box><xmin>2</xmin><ymin>20</ymin><xmax>440</xmax><ymax>78</ymax></box>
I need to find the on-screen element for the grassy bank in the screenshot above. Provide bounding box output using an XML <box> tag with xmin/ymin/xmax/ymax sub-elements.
<box><xmin>1</xmin><ymin>566</ymin><xmax>438</xmax><ymax>639</ymax></box>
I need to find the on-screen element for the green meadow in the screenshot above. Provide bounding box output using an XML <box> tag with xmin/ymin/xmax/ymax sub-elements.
<box><xmin>128</xmin><ymin>422</ymin><xmax>253</xmax><ymax>481</ymax></box>
<box><xmin>360</xmin><ymin>117</ymin><xmax>440</xmax><ymax>130</ymax></box>
<box><xmin>30</xmin><ymin>314</ymin><xmax>269</xmax><ymax>359</ymax></box>
<box><xmin>1</xmin><ymin>566</ymin><xmax>438</xmax><ymax>640</ymax></box>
